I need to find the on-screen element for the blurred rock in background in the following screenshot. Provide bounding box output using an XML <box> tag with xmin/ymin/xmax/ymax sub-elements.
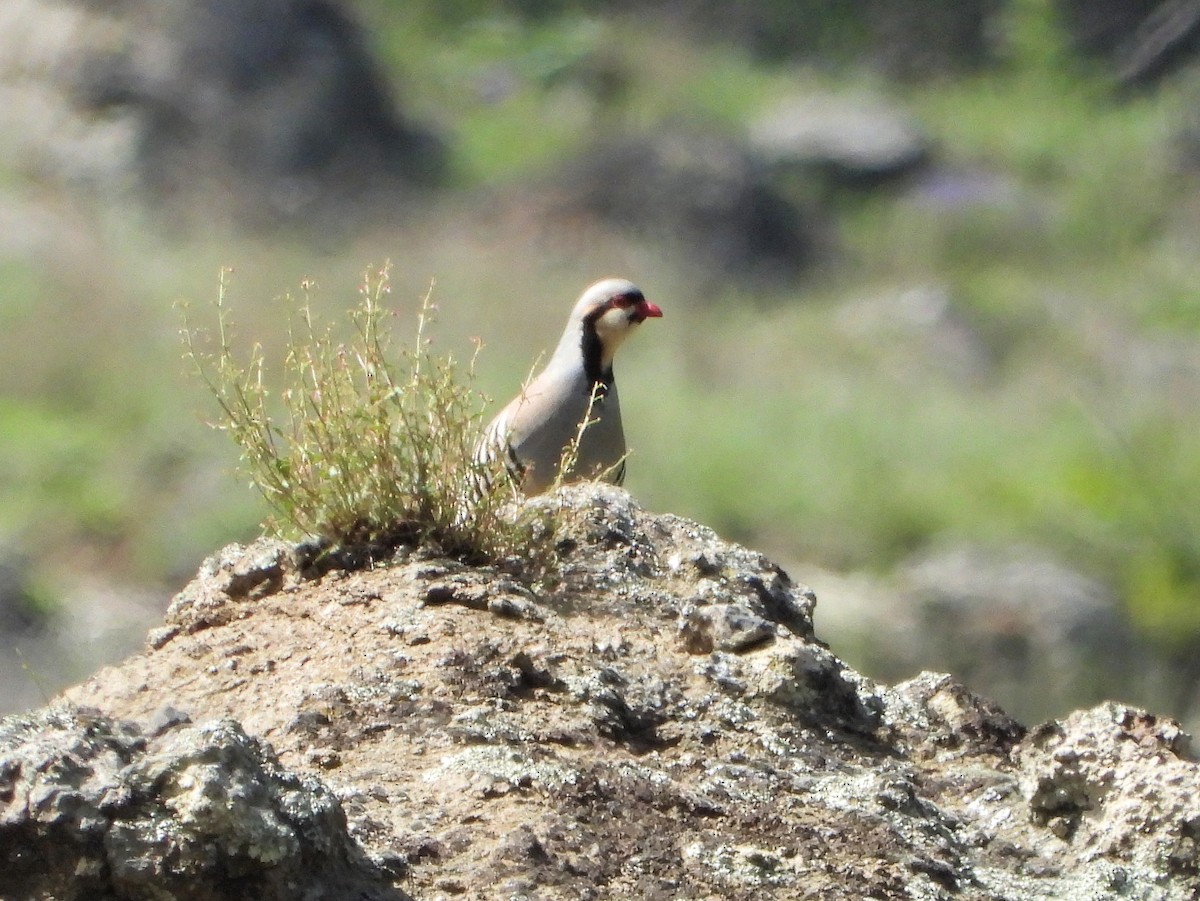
<box><xmin>535</xmin><ymin>128</ymin><xmax>822</xmax><ymax>284</ymax></box>
<box><xmin>813</xmin><ymin>546</ymin><xmax>1163</xmax><ymax>728</ymax></box>
<box><xmin>1</xmin><ymin>0</ymin><xmax>446</xmax><ymax>230</ymax></box>
<box><xmin>750</xmin><ymin>91</ymin><xmax>932</xmax><ymax>189</ymax></box>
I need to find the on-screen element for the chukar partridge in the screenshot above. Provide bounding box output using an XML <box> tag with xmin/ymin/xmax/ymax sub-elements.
<box><xmin>478</xmin><ymin>278</ymin><xmax>662</xmax><ymax>495</ymax></box>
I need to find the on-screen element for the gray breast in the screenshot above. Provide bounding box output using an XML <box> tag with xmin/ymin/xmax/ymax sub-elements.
<box><xmin>511</xmin><ymin>375</ymin><xmax>626</xmax><ymax>493</ymax></box>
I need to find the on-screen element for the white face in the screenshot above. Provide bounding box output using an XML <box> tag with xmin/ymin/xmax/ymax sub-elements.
<box><xmin>592</xmin><ymin>303</ymin><xmax>643</xmax><ymax>360</ymax></box>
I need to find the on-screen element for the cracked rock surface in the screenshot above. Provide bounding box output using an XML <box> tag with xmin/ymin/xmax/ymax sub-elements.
<box><xmin>0</xmin><ymin>485</ymin><xmax>1193</xmax><ymax>898</ymax></box>
<box><xmin>0</xmin><ymin>705</ymin><xmax>403</xmax><ymax>901</ymax></box>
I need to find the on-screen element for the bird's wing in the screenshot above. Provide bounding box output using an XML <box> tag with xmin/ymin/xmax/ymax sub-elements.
<box><xmin>472</xmin><ymin>394</ymin><xmax>530</xmax><ymax>502</ymax></box>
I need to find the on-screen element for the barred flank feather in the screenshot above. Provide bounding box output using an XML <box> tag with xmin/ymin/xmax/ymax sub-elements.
<box><xmin>469</xmin><ymin>411</ymin><xmax>523</xmax><ymax>493</ymax></box>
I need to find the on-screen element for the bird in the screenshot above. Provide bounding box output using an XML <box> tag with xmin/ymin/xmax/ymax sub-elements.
<box><xmin>476</xmin><ymin>277</ymin><xmax>662</xmax><ymax>496</ymax></box>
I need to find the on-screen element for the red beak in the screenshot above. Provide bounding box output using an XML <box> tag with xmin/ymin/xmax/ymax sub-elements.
<box><xmin>638</xmin><ymin>300</ymin><xmax>663</xmax><ymax>319</ymax></box>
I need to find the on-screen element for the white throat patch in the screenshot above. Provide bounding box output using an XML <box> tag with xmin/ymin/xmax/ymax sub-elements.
<box><xmin>591</xmin><ymin>306</ymin><xmax>639</xmax><ymax>368</ymax></box>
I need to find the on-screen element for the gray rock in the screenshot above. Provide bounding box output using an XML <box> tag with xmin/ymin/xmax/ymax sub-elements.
<box><xmin>0</xmin><ymin>703</ymin><xmax>405</xmax><ymax>901</ymax></box>
<box><xmin>679</xmin><ymin>602</ymin><xmax>775</xmax><ymax>653</ymax></box>
<box><xmin>164</xmin><ymin>538</ymin><xmax>296</xmax><ymax>636</ymax></box>
<box><xmin>750</xmin><ymin>92</ymin><xmax>931</xmax><ymax>185</ymax></box>
<box><xmin>899</xmin><ymin>545</ymin><xmax>1141</xmax><ymax>721</ymax></box>
<box><xmin>833</xmin><ymin>283</ymin><xmax>995</xmax><ymax>381</ymax></box>
<box><xmin>1015</xmin><ymin>703</ymin><xmax>1200</xmax><ymax>884</ymax></box>
<box><xmin>855</xmin><ymin>0</ymin><xmax>1004</xmax><ymax>78</ymax></box>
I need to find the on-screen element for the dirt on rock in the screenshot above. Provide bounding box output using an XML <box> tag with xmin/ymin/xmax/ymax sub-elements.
<box><xmin>1</xmin><ymin>485</ymin><xmax>1196</xmax><ymax>899</ymax></box>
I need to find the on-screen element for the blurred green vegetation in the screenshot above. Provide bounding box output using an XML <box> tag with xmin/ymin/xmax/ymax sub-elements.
<box><xmin>2</xmin><ymin>0</ymin><xmax>1199</xmax><ymax>663</ymax></box>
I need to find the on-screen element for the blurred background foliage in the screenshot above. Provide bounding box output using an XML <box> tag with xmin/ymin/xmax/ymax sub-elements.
<box><xmin>2</xmin><ymin>0</ymin><xmax>1200</xmax><ymax>727</ymax></box>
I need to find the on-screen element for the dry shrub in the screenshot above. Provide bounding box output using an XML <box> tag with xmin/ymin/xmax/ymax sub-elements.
<box><xmin>180</xmin><ymin>263</ymin><xmax>539</xmax><ymax>566</ymax></box>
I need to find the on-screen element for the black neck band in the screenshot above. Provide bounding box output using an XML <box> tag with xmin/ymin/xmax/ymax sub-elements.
<box><xmin>580</xmin><ymin>309</ymin><xmax>615</xmax><ymax>395</ymax></box>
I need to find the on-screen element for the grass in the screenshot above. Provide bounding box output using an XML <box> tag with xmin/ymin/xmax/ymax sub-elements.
<box><xmin>180</xmin><ymin>264</ymin><xmax>539</xmax><ymax>566</ymax></box>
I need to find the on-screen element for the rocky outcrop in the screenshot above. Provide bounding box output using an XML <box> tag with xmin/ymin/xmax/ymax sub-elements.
<box><xmin>1</xmin><ymin>485</ymin><xmax>1196</xmax><ymax>898</ymax></box>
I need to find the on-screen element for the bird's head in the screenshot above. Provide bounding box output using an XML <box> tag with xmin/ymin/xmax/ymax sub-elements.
<box><xmin>569</xmin><ymin>278</ymin><xmax>662</xmax><ymax>375</ymax></box>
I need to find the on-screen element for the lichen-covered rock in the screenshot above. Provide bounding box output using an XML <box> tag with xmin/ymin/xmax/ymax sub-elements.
<box><xmin>18</xmin><ymin>484</ymin><xmax>1196</xmax><ymax>899</ymax></box>
<box><xmin>539</xmin><ymin>484</ymin><xmax>817</xmax><ymax>638</ymax></box>
<box><xmin>1018</xmin><ymin>704</ymin><xmax>1200</xmax><ymax>876</ymax></box>
<box><xmin>0</xmin><ymin>703</ymin><xmax>402</xmax><ymax>901</ymax></box>
<box><xmin>160</xmin><ymin>538</ymin><xmax>298</xmax><ymax>641</ymax></box>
